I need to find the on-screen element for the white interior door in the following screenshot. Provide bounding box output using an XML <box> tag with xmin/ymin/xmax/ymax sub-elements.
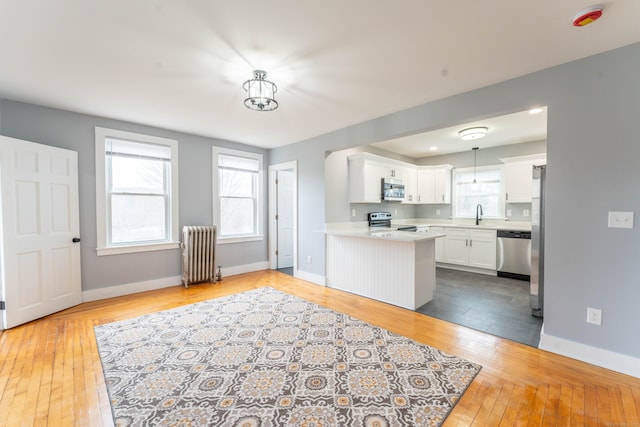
<box><xmin>0</xmin><ymin>136</ymin><xmax>82</xmax><ymax>329</ymax></box>
<box><xmin>277</xmin><ymin>169</ymin><xmax>294</xmax><ymax>269</ymax></box>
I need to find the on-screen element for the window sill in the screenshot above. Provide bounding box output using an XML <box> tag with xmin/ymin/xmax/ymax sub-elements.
<box><xmin>217</xmin><ymin>235</ymin><xmax>264</xmax><ymax>245</ymax></box>
<box><xmin>96</xmin><ymin>241</ymin><xmax>180</xmax><ymax>256</ymax></box>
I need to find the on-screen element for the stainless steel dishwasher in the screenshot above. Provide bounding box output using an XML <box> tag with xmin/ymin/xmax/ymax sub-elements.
<box><xmin>496</xmin><ymin>230</ymin><xmax>531</xmax><ymax>281</ymax></box>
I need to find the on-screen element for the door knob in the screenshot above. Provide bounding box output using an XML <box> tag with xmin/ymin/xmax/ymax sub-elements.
<box><xmin>72</xmin><ymin>237</ymin><xmax>81</xmax><ymax>243</ymax></box>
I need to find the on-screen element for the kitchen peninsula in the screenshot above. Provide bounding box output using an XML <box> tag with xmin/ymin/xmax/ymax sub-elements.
<box><xmin>325</xmin><ymin>227</ymin><xmax>445</xmax><ymax>310</ymax></box>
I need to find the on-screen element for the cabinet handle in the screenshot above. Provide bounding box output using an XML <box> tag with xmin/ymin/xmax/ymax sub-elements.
<box><xmin>470</xmin><ymin>239</ymin><xmax>473</xmax><ymax>247</ymax></box>
<box><xmin>506</xmin><ymin>192</ymin><xmax>509</xmax><ymax>201</ymax></box>
<box><xmin>441</xmin><ymin>194</ymin><xmax>444</xmax><ymax>202</ymax></box>
<box><xmin>465</xmin><ymin>239</ymin><xmax>468</xmax><ymax>246</ymax></box>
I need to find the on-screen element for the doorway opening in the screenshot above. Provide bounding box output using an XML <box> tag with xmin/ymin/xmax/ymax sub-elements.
<box><xmin>268</xmin><ymin>161</ymin><xmax>297</xmax><ymax>276</ymax></box>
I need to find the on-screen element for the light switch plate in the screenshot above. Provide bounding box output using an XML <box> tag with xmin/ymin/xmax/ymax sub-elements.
<box><xmin>608</xmin><ymin>211</ymin><xmax>634</xmax><ymax>229</ymax></box>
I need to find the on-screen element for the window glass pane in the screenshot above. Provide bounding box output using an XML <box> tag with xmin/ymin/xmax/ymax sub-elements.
<box><xmin>219</xmin><ymin>169</ymin><xmax>254</xmax><ymax>197</ymax></box>
<box><xmin>111</xmin><ymin>195</ymin><xmax>166</xmax><ymax>243</ymax></box>
<box><xmin>219</xmin><ymin>154</ymin><xmax>259</xmax><ymax>171</ymax></box>
<box><xmin>106</xmin><ymin>138</ymin><xmax>171</xmax><ymax>160</ymax></box>
<box><xmin>455</xmin><ymin>167</ymin><xmax>502</xmax><ymax>218</ymax></box>
<box><xmin>456</xmin><ymin>187</ymin><xmax>501</xmax><ymax>217</ymax></box>
<box><xmin>111</xmin><ymin>156</ymin><xmax>165</xmax><ymax>193</ymax></box>
<box><xmin>220</xmin><ymin>198</ymin><xmax>254</xmax><ymax>235</ymax></box>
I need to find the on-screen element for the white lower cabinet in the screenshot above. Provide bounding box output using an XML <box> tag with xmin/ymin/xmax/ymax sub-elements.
<box><xmin>430</xmin><ymin>226</ymin><xmax>445</xmax><ymax>262</ymax></box>
<box><xmin>442</xmin><ymin>227</ymin><xmax>497</xmax><ymax>270</ymax></box>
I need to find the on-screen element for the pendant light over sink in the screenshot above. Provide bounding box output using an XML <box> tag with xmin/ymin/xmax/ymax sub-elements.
<box><xmin>472</xmin><ymin>147</ymin><xmax>479</xmax><ymax>184</ymax></box>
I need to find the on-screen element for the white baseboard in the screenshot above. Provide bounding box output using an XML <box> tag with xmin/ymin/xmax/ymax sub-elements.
<box><xmin>220</xmin><ymin>261</ymin><xmax>269</xmax><ymax>278</ymax></box>
<box><xmin>82</xmin><ymin>262</ymin><xmax>271</xmax><ymax>303</ymax></box>
<box><xmin>539</xmin><ymin>327</ymin><xmax>640</xmax><ymax>378</ymax></box>
<box><xmin>83</xmin><ymin>275</ymin><xmax>182</xmax><ymax>302</ymax></box>
<box><xmin>294</xmin><ymin>269</ymin><xmax>326</xmax><ymax>286</ymax></box>
<box><xmin>436</xmin><ymin>263</ymin><xmax>497</xmax><ymax>276</ymax></box>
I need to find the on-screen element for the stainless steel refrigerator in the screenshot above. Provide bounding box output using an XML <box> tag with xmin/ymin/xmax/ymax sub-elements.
<box><xmin>530</xmin><ymin>165</ymin><xmax>545</xmax><ymax>317</ymax></box>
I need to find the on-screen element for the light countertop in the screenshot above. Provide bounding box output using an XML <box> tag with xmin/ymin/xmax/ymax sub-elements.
<box><xmin>391</xmin><ymin>219</ymin><xmax>531</xmax><ymax>231</ymax></box>
<box><xmin>325</xmin><ymin>228</ymin><xmax>446</xmax><ymax>242</ymax></box>
<box><xmin>323</xmin><ymin>218</ymin><xmax>530</xmax><ymax>242</ymax></box>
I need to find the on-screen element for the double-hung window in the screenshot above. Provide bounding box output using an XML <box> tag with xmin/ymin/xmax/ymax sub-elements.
<box><xmin>95</xmin><ymin>127</ymin><xmax>179</xmax><ymax>255</ymax></box>
<box><xmin>453</xmin><ymin>166</ymin><xmax>503</xmax><ymax>219</ymax></box>
<box><xmin>213</xmin><ymin>147</ymin><xmax>263</xmax><ymax>242</ymax></box>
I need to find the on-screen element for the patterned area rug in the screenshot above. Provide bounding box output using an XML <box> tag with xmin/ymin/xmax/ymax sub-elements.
<box><xmin>95</xmin><ymin>287</ymin><xmax>481</xmax><ymax>426</ymax></box>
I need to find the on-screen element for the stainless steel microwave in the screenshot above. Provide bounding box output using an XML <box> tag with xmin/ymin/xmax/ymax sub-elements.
<box><xmin>381</xmin><ymin>178</ymin><xmax>405</xmax><ymax>202</ymax></box>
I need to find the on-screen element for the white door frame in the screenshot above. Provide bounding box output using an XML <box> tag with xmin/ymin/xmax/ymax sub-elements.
<box><xmin>268</xmin><ymin>161</ymin><xmax>298</xmax><ymax>273</ymax></box>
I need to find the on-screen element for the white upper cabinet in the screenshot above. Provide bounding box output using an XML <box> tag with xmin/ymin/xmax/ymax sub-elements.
<box><xmin>348</xmin><ymin>153</ymin><xmax>412</xmax><ymax>203</ymax></box>
<box><xmin>416</xmin><ymin>165</ymin><xmax>452</xmax><ymax>204</ymax></box>
<box><xmin>402</xmin><ymin>166</ymin><xmax>417</xmax><ymax>204</ymax></box>
<box><xmin>501</xmin><ymin>154</ymin><xmax>546</xmax><ymax>204</ymax></box>
<box><xmin>347</xmin><ymin>152</ymin><xmax>453</xmax><ymax>205</ymax></box>
<box><xmin>381</xmin><ymin>164</ymin><xmax>403</xmax><ymax>180</ymax></box>
<box><xmin>503</xmin><ymin>163</ymin><xmax>533</xmax><ymax>203</ymax></box>
<box><xmin>348</xmin><ymin>155</ymin><xmax>382</xmax><ymax>203</ymax></box>
<box><xmin>416</xmin><ymin>168</ymin><xmax>436</xmax><ymax>203</ymax></box>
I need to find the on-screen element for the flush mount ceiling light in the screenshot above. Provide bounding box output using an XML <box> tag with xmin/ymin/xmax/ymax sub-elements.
<box><xmin>243</xmin><ymin>70</ymin><xmax>278</xmax><ymax>111</ymax></box>
<box><xmin>458</xmin><ymin>127</ymin><xmax>488</xmax><ymax>141</ymax></box>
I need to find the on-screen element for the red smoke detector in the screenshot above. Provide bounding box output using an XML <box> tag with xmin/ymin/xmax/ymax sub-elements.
<box><xmin>573</xmin><ymin>5</ymin><xmax>604</xmax><ymax>27</ymax></box>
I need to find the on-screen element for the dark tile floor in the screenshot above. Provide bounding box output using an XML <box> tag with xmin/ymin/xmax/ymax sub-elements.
<box><xmin>416</xmin><ymin>268</ymin><xmax>543</xmax><ymax>347</ymax></box>
<box><xmin>277</xmin><ymin>267</ymin><xmax>294</xmax><ymax>276</ymax></box>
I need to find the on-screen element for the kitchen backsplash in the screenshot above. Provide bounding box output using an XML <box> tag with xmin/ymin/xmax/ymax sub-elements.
<box><xmin>351</xmin><ymin>202</ymin><xmax>532</xmax><ymax>222</ymax></box>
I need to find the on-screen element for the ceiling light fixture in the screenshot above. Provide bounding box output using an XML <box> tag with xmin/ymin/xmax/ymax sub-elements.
<box><xmin>243</xmin><ymin>70</ymin><xmax>278</xmax><ymax>111</ymax></box>
<box><xmin>472</xmin><ymin>147</ymin><xmax>479</xmax><ymax>184</ymax></box>
<box><xmin>459</xmin><ymin>127</ymin><xmax>488</xmax><ymax>141</ymax></box>
<box><xmin>529</xmin><ymin>107</ymin><xmax>544</xmax><ymax>114</ymax></box>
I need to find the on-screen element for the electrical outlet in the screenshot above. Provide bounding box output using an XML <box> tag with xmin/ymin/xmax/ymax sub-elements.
<box><xmin>352</xmin><ymin>209</ymin><xmax>356</xmax><ymax>217</ymax></box>
<box><xmin>523</xmin><ymin>209</ymin><xmax>530</xmax><ymax>217</ymax></box>
<box><xmin>507</xmin><ymin>209</ymin><xmax>512</xmax><ymax>217</ymax></box>
<box><xmin>436</xmin><ymin>209</ymin><xmax>441</xmax><ymax>216</ymax></box>
<box><xmin>307</xmin><ymin>256</ymin><xmax>312</xmax><ymax>264</ymax></box>
<box><xmin>394</xmin><ymin>208</ymin><xmax>398</xmax><ymax>215</ymax></box>
<box><xmin>586</xmin><ymin>307</ymin><xmax>602</xmax><ymax>325</ymax></box>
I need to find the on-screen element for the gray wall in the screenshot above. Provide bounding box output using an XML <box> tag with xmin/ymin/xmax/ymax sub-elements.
<box><xmin>271</xmin><ymin>42</ymin><xmax>640</xmax><ymax>358</ymax></box>
<box><xmin>0</xmin><ymin>101</ymin><xmax>269</xmax><ymax>291</ymax></box>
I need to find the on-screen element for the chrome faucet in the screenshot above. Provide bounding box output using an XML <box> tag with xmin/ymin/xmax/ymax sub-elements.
<box><xmin>476</xmin><ymin>204</ymin><xmax>483</xmax><ymax>225</ymax></box>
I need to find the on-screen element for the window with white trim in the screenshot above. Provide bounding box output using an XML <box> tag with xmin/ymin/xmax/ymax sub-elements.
<box><xmin>95</xmin><ymin>127</ymin><xmax>179</xmax><ymax>255</ymax></box>
<box><xmin>453</xmin><ymin>166</ymin><xmax>503</xmax><ymax>219</ymax></box>
<box><xmin>213</xmin><ymin>147</ymin><xmax>263</xmax><ymax>242</ymax></box>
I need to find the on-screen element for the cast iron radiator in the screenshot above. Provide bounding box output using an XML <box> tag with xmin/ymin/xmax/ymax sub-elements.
<box><xmin>181</xmin><ymin>225</ymin><xmax>217</xmax><ymax>287</ymax></box>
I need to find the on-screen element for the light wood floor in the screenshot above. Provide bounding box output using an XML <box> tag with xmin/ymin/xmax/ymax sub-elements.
<box><xmin>1</xmin><ymin>270</ymin><xmax>639</xmax><ymax>426</ymax></box>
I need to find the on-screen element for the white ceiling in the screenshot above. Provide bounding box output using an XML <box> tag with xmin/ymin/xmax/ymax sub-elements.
<box><xmin>372</xmin><ymin>107</ymin><xmax>548</xmax><ymax>158</ymax></box>
<box><xmin>1</xmin><ymin>1</ymin><xmax>639</xmax><ymax>150</ymax></box>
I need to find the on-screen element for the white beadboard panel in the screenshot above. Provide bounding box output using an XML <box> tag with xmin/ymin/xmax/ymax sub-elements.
<box><xmin>326</xmin><ymin>234</ymin><xmax>436</xmax><ymax>310</ymax></box>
